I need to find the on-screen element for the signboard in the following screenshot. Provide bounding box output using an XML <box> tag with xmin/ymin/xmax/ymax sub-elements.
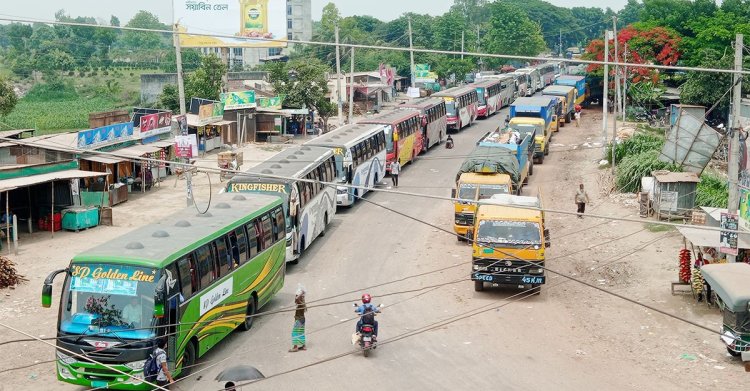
<box><xmin>200</xmin><ymin>277</ymin><xmax>233</xmax><ymax>316</ymax></box>
<box><xmin>175</xmin><ymin>134</ymin><xmax>199</xmax><ymax>158</ymax></box>
<box><xmin>198</xmin><ymin>103</ymin><xmax>224</xmax><ymax>125</ymax></box>
<box><xmin>415</xmin><ymin>64</ymin><xmax>430</xmax><ymax>71</ymax></box>
<box><xmin>258</xmin><ymin>96</ymin><xmax>282</xmax><ymax>110</ymax></box>
<box><xmin>174</xmin><ymin>0</ymin><xmax>287</xmax><ymax>48</ymax></box>
<box><xmin>77</xmin><ymin>122</ymin><xmax>134</xmax><ymax>149</ymax></box>
<box><xmin>139</xmin><ymin>111</ymin><xmax>172</xmax><ymax>138</ymax></box>
<box><xmin>720</xmin><ymin>212</ymin><xmax>739</xmax><ymax>255</ymax></box>
<box><xmin>220</xmin><ymin>91</ymin><xmax>256</xmax><ymax>110</ymax></box>
<box><xmin>175</xmin><ymin>114</ymin><xmax>189</xmax><ymax>136</ymax></box>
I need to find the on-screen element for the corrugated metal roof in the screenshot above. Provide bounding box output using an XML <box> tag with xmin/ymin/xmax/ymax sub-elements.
<box><xmin>652</xmin><ymin>171</ymin><xmax>701</xmax><ymax>183</ymax></box>
<box><xmin>230</xmin><ymin>146</ymin><xmax>333</xmax><ymax>184</ymax></box>
<box><xmin>0</xmin><ymin>169</ymin><xmax>105</xmax><ymax>192</ymax></box>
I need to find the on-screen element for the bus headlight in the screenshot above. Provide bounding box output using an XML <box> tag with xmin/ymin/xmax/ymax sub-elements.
<box><xmin>473</xmin><ymin>265</ymin><xmax>480</xmax><ymax>271</ymax></box>
<box><xmin>58</xmin><ymin>364</ymin><xmax>75</xmax><ymax>379</ymax></box>
<box><xmin>56</xmin><ymin>350</ymin><xmax>77</xmax><ymax>365</ymax></box>
<box><xmin>530</xmin><ymin>268</ymin><xmax>544</xmax><ymax>274</ymax></box>
<box><xmin>125</xmin><ymin>359</ymin><xmax>146</xmax><ymax>371</ymax></box>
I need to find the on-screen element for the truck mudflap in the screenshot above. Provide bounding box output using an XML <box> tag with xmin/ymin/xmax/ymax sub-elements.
<box><xmin>472</xmin><ymin>272</ymin><xmax>545</xmax><ymax>285</ymax></box>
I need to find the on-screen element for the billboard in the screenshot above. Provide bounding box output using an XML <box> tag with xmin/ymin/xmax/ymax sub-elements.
<box><xmin>77</xmin><ymin>122</ymin><xmax>134</xmax><ymax>149</ymax></box>
<box><xmin>174</xmin><ymin>0</ymin><xmax>288</xmax><ymax>48</ymax></box>
<box><xmin>221</xmin><ymin>91</ymin><xmax>256</xmax><ymax>110</ymax></box>
<box><xmin>198</xmin><ymin>103</ymin><xmax>225</xmax><ymax>125</ymax></box>
<box><xmin>139</xmin><ymin>111</ymin><xmax>173</xmax><ymax>138</ymax></box>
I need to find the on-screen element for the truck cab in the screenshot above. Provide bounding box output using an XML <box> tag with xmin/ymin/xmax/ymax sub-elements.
<box><xmin>471</xmin><ymin>195</ymin><xmax>550</xmax><ymax>292</ymax></box>
<box><xmin>509</xmin><ymin>97</ymin><xmax>559</xmax><ymax>164</ymax></box>
<box><xmin>453</xmin><ymin>173</ymin><xmax>514</xmax><ymax>240</ymax></box>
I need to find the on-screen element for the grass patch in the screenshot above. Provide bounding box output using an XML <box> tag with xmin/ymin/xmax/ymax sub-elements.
<box><xmin>646</xmin><ymin>223</ymin><xmax>675</xmax><ymax>233</ymax></box>
<box><xmin>2</xmin><ymin>97</ymin><xmax>123</xmax><ymax>133</ymax></box>
<box><xmin>616</xmin><ymin>150</ymin><xmax>680</xmax><ymax>193</ymax></box>
<box><xmin>696</xmin><ymin>173</ymin><xmax>728</xmax><ymax>208</ymax></box>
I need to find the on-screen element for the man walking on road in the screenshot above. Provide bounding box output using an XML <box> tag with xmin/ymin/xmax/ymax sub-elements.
<box><xmin>575</xmin><ymin>183</ymin><xmax>590</xmax><ymax>218</ymax></box>
<box><xmin>574</xmin><ymin>110</ymin><xmax>581</xmax><ymax>127</ymax></box>
<box><xmin>390</xmin><ymin>159</ymin><xmax>401</xmax><ymax>187</ymax></box>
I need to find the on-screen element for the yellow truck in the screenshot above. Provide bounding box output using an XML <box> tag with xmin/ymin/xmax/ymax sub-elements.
<box><xmin>542</xmin><ymin>85</ymin><xmax>577</xmax><ymax>127</ymax></box>
<box><xmin>453</xmin><ymin>172</ymin><xmax>514</xmax><ymax>240</ymax></box>
<box><xmin>509</xmin><ymin>97</ymin><xmax>559</xmax><ymax>164</ymax></box>
<box><xmin>470</xmin><ymin>194</ymin><xmax>550</xmax><ymax>292</ymax></box>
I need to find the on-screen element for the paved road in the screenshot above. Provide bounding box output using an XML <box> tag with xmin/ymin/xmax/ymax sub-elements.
<box><xmin>179</xmin><ymin>107</ymin><xmax>683</xmax><ymax>391</ymax></box>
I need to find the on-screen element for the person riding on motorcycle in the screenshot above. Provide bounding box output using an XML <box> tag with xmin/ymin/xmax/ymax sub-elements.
<box><xmin>355</xmin><ymin>293</ymin><xmax>380</xmax><ymax>339</ymax></box>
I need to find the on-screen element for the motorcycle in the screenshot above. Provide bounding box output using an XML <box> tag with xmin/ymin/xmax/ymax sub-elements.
<box><xmin>353</xmin><ymin>303</ymin><xmax>383</xmax><ymax>357</ymax></box>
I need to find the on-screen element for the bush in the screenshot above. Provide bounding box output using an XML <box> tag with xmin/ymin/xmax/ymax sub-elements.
<box><xmin>24</xmin><ymin>79</ymin><xmax>78</xmax><ymax>102</ymax></box>
<box><xmin>605</xmin><ymin>133</ymin><xmax>664</xmax><ymax>165</ymax></box>
<box><xmin>616</xmin><ymin>150</ymin><xmax>680</xmax><ymax>193</ymax></box>
<box><xmin>695</xmin><ymin>173</ymin><xmax>728</xmax><ymax>208</ymax></box>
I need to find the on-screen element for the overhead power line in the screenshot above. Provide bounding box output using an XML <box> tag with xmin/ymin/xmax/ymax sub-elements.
<box><xmin>0</xmin><ymin>15</ymin><xmax>747</xmax><ymax>75</ymax></box>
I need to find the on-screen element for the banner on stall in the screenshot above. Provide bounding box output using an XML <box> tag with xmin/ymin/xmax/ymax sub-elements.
<box><xmin>139</xmin><ymin>111</ymin><xmax>173</xmax><ymax>138</ymax></box>
<box><xmin>720</xmin><ymin>212</ymin><xmax>739</xmax><ymax>255</ymax></box>
<box><xmin>175</xmin><ymin>134</ymin><xmax>199</xmax><ymax>158</ymax></box>
<box><xmin>198</xmin><ymin>103</ymin><xmax>224</xmax><ymax>126</ymax></box>
<box><xmin>221</xmin><ymin>91</ymin><xmax>256</xmax><ymax>110</ymax></box>
<box><xmin>77</xmin><ymin>122</ymin><xmax>134</xmax><ymax>149</ymax></box>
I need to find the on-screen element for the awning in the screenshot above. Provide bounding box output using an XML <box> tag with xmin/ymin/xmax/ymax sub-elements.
<box><xmin>148</xmin><ymin>139</ymin><xmax>175</xmax><ymax>148</ymax></box>
<box><xmin>212</xmin><ymin>120</ymin><xmax>235</xmax><ymax>126</ymax></box>
<box><xmin>700</xmin><ymin>263</ymin><xmax>750</xmax><ymax>311</ymax></box>
<box><xmin>116</xmin><ymin>144</ymin><xmax>163</xmax><ymax>158</ymax></box>
<box><xmin>677</xmin><ymin>226</ymin><xmax>750</xmax><ymax>249</ymax></box>
<box><xmin>80</xmin><ymin>155</ymin><xmax>127</xmax><ymax>164</ymax></box>
<box><xmin>0</xmin><ymin>169</ymin><xmax>106</xmax><ymax>192</ymax></box>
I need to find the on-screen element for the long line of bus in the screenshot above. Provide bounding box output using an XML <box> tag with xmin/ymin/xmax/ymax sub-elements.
<box><xmin>41</xmin><ymin>60</ymin><xmax>577</xmax><ymax>390</ymax></box>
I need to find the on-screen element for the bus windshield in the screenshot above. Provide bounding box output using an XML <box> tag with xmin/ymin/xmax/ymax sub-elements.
<box><xmin>477</xmin><ymin>89</ymin><xmax>487</xmax><ymax>105</ymax></box>
<box><xmin>445</xmin><ymin>101</ymin><xmax>457</xmax><ymax>116</ymax></box>
<box><xmin>458</xmin><ymin>183</ymin><xmax>478</xmax><ymax>200</ymax></box>
<box><xmin>60</xmin><ymin>264</ymin><xmax>158</xmax><ymax>339</ymax></box>
<box><xmin>477</xmin><ymin>220</ymin><xmax>541</xmax><ymax>246</ymax></box>
<box><xmin>478</xmin><ymin>184</ymin><xmax>510</xmax><ymax>199</ymax></box>
<box><xmin>383</xmin><ymin>125</ymin><xmax>394</xmax><ymax>153</ymax></box>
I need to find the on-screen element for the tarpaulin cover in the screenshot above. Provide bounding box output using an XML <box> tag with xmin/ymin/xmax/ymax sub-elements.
<box><xmin>457</xmin><ymin>146</ymin><xmax>520</xmax><ymax>185</ymax></box>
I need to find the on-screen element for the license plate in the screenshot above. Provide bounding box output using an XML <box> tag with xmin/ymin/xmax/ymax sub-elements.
<box><xmin>363</xmin><ymin>336</ymin><xmax>372</xmax><ymax>342</ymax></box>
<box><xmin>521</xmin><ymin>276</ymin><xmax>545</xmax><ymax>284</ymax></box>
<box><xmin>91</xmin><ymin>381</ymin><xmax>108</xmax><ymax>388</ymax></box>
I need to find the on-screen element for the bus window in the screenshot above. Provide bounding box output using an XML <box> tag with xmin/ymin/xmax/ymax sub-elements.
<box><xmin>195</xmin><ymin>245</ymin><xmax>215</xmax><ymax>288</ymax></box>
<box><xmin>260</xmin><ymin>214</ymin><xmax>273</xmax><ymax>250</ymax></box>
<box><xmin>177</xmin><ymin>257</ymin><xmax>195</xmax><ymax>298</ymax></box>
<box><xmin>234</xmin><ymin>227</ymin><xmax>248</xmax><ymax>264</ymax></box>
<box><xmin>246</xmin><ymin>221</ymin><xmax>259</xmax><ymax>257</ymax></box>
<box><xmin>215</xmin><ymin>236</ymin><xmax>232</xmax><ymax>274</ymax></box>
<box><xmin>272</xmin><ymin>207</ymin><xmax>285</xmax><ymax>241</ymax></box>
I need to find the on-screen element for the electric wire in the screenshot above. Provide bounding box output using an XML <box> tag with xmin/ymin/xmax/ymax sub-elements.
<box><xmin>0</xmin><ymin>15</ymin><xmax>748</xmax><ymax>75</ymax></box>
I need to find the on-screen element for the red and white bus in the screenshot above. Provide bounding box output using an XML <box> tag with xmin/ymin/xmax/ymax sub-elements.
<box><xmin>475</xmin><ymin>74</ymin><xmax>516</xmax><ymax>110</ymax></box>
<box><xmin>470</xmin><ymin>79</ymin><xmax>503</xmax><ymax>118</ymax></box>
<box><xmin>535</xmin><ymin>63</ymin><xmax>557</xmax><ymax>87</ymax></box>
<box><xmin>360</xmin><ymin>110</ymin><xmax>423</xmax><ymax>173</ymax></box>
<box><xmin>433</xmin><ymin>86</ymin><xmax>478</xmax><ymax>131</ymax></box>
<box><xmin>400</xmin><ymin>97</ymin><xmax>447</xmax><ymax>152</ymax></box>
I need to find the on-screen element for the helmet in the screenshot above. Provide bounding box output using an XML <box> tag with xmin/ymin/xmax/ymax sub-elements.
<box><xmin>361</xmin><ymin>294</ymin><xmax>371</xmax><ymax>304</ymax></box>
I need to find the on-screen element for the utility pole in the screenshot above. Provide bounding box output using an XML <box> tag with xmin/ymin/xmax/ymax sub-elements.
<box><xmin>408</xmin><ymin>17</ymin><xmax>415</xmax><ymax>88</ymax></box>
<box><xmin>476</xmin><ymin>25</ymin><xmax>482</xmax><ymax>71</ymax></box>
<box><xmin>174</xmin><ymin>23</ymin><xmax>192</xmax><ymax>207</ymax></box>
<box><xmin>602</xmin><ymin>30</ymin><xmax>610</xmax><ymax>148</ymax></box>
<box><xmin>612</xmin><ymin>17</ymin><xmax>619</xmax><ymax>173</ymax></box>
<box><xmin>559</xmin><ymin>29</ymin><xmax>563</xmax><ymax>57</ymax></box>
<box><xmin>461</xmin><ymin>31</ymin><xmax>465</xmax><ymax>60</ymax></box>
<box><xmin>335</xmin><ymin>25</ymin><xmax>343</xmax><ymax>123</ymax></box>
<box><xmin>348</xmin><ymin>47</ymin><xmax>355</xmax><ymax>124</ymax></box>
<box><xmin>728</xmin><ymin>33</ymin><xmax>743</xmax><ymax>262</ymax></box>
<box><xmin>622</xmin><ymin>43</ymin><xmax>628</xmax><ymax>122</ymax></box>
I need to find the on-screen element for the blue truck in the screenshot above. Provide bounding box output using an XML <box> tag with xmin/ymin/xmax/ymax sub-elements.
<box><xmin>554</xmin><ymin>75</ymin><xmax>587</xmax><ymax>106</ymax></box>
<box><xmin>508</xmin><ymin>97</ymin><xmax>559</xmax><ymax>164</ymax></box>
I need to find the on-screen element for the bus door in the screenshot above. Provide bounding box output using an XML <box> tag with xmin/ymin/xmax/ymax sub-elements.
<box><xmin>166</xmin><ymin>293</ymin><xmax>180</xmax><ymax>373</ymax></box>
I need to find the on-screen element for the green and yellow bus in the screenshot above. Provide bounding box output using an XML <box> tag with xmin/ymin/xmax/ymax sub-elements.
<box><xmin>41</xmin><ymin>192</ymin><xmax>286</xmax><ymax>390</ymax></box>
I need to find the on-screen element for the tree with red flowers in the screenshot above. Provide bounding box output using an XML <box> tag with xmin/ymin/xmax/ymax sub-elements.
<box><xmin>582</xmin><ymin>23</ymin><xmax>681</xmax><ymax>84</ymax></box>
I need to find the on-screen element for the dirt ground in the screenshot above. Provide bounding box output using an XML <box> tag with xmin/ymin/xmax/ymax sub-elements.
<box><xmin>0</xmin><ymin>106</ymin><xmax>748</xmax><ymax>390</ymax></box>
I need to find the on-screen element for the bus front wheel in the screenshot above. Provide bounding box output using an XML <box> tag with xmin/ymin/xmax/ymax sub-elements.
<box><xmin>320</xmin><ymin>213</ymin><xmax>329</xmax><ymax>237</ymax></box>
<box><xmin>239</xmin><ymin>295</ymin><xmax>257</xmax><ymax>331</ymax></box>
<box><xmin>181</xmin><ymin>340</ymin><xmax>197</xmax><ymax>377</ymax></box>
<box><xmin>474</xmin><ymin>281</ymin><xmax>484</xmax><ymax>292</ymax></box>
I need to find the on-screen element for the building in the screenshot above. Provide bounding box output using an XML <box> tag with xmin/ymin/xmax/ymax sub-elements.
<box><xmin>200</xmin><ymin>0</ymin><xmax>312</xmax><ymax>69</ymax></box>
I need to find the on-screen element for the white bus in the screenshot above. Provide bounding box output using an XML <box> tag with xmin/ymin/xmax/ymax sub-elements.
<box><xmin>304</xmin><ymin>123</ymin><xmax>387</xmax><ymax>207</ymax></box>
<box><xmin>516</xmin><ymin>68</ymin><xmax>542</xmax><ymax>94</ymax></box>
<box><xmin>227</xmin><ymin>146</ymin><xmax>337</xmax><ymax>263</ymax></box>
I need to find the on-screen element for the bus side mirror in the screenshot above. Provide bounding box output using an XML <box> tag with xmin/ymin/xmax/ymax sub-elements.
<box><xmin>42</xmin><ymin>268</ymin><xmax>69</xmax><ymax>308</ymax></box>
<box><xmin>544</xmin><ymin>229</ymin><xmax>551</xmax><ymax>248</ymax></box>
<box><xmin>154</xmin><ymin>275</ymin><xmax>166</xmax><ymax>318</ymax></box>
<box><xmin>451</xmin><ymin>189</ymin><xmax>457</xmax><ymax>198</ymax></box>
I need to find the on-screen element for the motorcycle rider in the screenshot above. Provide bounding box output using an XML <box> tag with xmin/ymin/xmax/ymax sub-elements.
<box><xmin>445</xmin><ymin>135</ymin><xmax>454</xmax><ymax>149</ymax></box>
<box><xmin>355</xmin><ymin>293</ymin><xmax>380</xmax><ymax>340</ymax></box>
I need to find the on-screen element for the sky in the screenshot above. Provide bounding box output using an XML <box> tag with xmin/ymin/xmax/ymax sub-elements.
<box><xmin>1</xmin><ymin>0</ymin><xmax>630</xmax><ymax>25</ymax></box>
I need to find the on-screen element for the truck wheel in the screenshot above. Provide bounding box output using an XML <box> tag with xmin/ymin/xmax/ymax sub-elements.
<box><xmin>565</xmin><ymin>113</ymin><xmax>571</xmax><ymax>123</ymax></box>
<box><xmin>538</xmin><ymin>154</ymin><xmax>545</xmax><ymax>164</ymax></box>
<box><xmin>544</xmin><ymin>145</ymin><xmax>550</xmax><ymax>156</ymax></box>
<box><xmin>531</xmin><ymin>285</ymin><xmax>542</xmax><ymax>296</ymax></box>
<box><xmin>529</xmin><ymin>160</ymin><xmax>534</xmax><ymax>176</ymax></box>
<box><xmin>727</xmin><ymin>347</ymin><xmax>741</xmax><ymax>357</ymax></box>
<box><xmin>474</xmin><ymin>281</ymin><xmax>484</xmax><ymax>292</ymax></box>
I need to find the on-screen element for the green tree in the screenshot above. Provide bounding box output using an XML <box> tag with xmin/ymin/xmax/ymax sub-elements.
<box><xmin>680</xmin><ymin>48</ymin><xmax>750</xmax><ymax>111</ymax></box>
<box><xmin>483</xmin><ymin>2</ymin><xmax>546</xmax><ymax>66</ymax></box>
<box><xmin>571</xmin><ymin>7</ymin><xmax>609</xmax><ymax>47</ymax></box>
<box><xmin>161</xmin><ymin>49</ymin><xmax>202</xmax><ymax>73</ymax></box>
<box><xmin>266</xmin><ymin>58</ymin><xmax>332</xmax><ymax>126</ymax></box>
<box><xmin>158</xmin><ymin>84</ymin><xmax>181</xmax><ymax>112</ymax></box>
<box><xmin>504</xmin><ymin>0</ymin><xmax>580</xmax><ymax>50</ymax></box>
<box><xmin>450</xmin><ymin>0</ymin><xmax>490</xmax><ymax>26</ymax></box>
<box><xmin>110</xmin><ymin>15</ymin><xmax>121</xmax><ymax>27</ymax></box>
<box><xmin>121</xmin><ymin>10</ymin><xmax>169</xmax><ymax>49</ymax></box>
<box><xmin>186</xmin><ymin>54</ymin><xmax>227</xmax><ymax>101</ymax></box>
<box><xmin>6</xmin><ymin>23</ymin><xmax>33</xmax><ymax>51</ymax></box>
<box><xmin>618</xmin><ymin>0</ymin><xmax>645</xmax><ymax>26</ymax></box>
<box><xmin>640</xmin><ymin>0</ymin><xmax>716</xmax><ymax>36</ymax></box>
<box><xmin>0</xmin><ymin>77</ymin><xmax>18</xmax><ymax>117</ymax></box>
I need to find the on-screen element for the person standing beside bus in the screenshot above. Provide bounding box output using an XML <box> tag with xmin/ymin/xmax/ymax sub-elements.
<box><xmin>390</xmin><ymin>160</ymin><xmax>401</xmax><ymax>187</ymax></box>
<box><xmin>289</xmin><ymin>285</ymin><xmax>307</xmax><ymax>352</ymax></box>
<box><xmin>155</xmin><ymin>338</ymin><xmax>174</xmax><ymax>388</ymax></box>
